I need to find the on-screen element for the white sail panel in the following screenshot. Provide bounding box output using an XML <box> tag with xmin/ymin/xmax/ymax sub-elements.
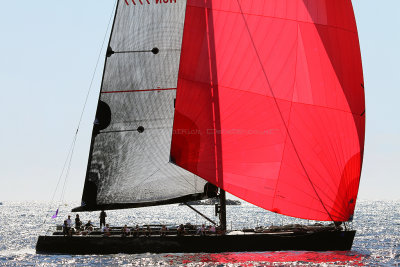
<box><xmin>76</xmin><ymin>0</ymin><xmax>208</xmax><ymax>210</ymax></box>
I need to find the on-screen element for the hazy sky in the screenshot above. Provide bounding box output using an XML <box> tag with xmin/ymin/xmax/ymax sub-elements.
<box><xmin>0</xmin><ymin>0</ymin><xmax>399</xmax><ymax>202</ymax></box>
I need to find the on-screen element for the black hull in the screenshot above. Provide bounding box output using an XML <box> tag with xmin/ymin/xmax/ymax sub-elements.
<box><xmin>36</xmin><ymin>231</ymin><xmax>355</xmax><ymax>254</ymax></box>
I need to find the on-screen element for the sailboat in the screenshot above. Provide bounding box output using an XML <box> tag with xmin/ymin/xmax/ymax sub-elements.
<box><xmin>36</xmin><ymin>0</ymin><xmax>365</xmax><ymax>254</ymax></box>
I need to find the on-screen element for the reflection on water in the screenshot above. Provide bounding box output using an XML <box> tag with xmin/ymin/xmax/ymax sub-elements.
<box><xmin>0</xmin><ymin>200</ymin><xmax>398</xmax><ymax>266</ymax></box>
<box><xmin>164</xmin><ymin>251</ymin><xmax>365</xmax><ymax>266</ymax></box>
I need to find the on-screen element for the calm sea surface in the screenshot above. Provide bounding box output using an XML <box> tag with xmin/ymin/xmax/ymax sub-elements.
<box><xmin>0</xmin><ymin>200</ymin><xmax>398</xmax><ymax>266</ymax></box>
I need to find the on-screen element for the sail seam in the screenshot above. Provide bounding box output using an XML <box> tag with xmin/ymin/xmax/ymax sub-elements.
<box><xmin>271</xmin><ymin>26</ymin><xmax>299</xmax><ymax>210</ymax></box>
<box><xmin>188</xmin><ymin>5</ymin><xmax>358</xmax><ymax>35</ymax></box>
<box><xmin>180</xmin><ymin>77</ymin><xmax>362</xmax><ymax>116</ymax></box>
<box><xmin>235</xmin><ymin>0</ymin><xmax>336</xmax><ymax>222</ymax></box>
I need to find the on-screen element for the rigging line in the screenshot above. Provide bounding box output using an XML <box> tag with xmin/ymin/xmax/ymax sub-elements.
<box><xmin>41</xmin><ymin>137</ymin><xmax>76</xmax><ymax>231</ymax></box>
<box><xmin>59</xmin><ymin>134</ymin><xmax>78</xmax><ymax>206</ymax></box>
<box><xmin>45</xmin><ymin>134</ymin><xmax>77</xmax><ymax>236</ymax></box>
<box><xmin>42</xmin><ymin>1</ymin><xmax>117</xmax><ymax>230</ymax></box>
<box><xmin>235</xmin><ymin>0</ymin><xmax>336</xmax><ymax>223</ymax></box>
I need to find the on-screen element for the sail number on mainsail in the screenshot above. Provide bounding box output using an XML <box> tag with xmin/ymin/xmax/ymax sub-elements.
<box><xmin>125</xmin><ymin>0</ymin><xmax>177</xmax><ymax>5</ymax></box>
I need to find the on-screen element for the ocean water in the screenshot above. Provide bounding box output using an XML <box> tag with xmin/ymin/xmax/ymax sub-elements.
<box><xmin>0</xmin><ymin>200</ymin><xmax>398</xmax><ymax>266</ymax></box>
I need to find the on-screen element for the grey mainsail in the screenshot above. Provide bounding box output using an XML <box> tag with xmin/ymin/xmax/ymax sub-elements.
<box><xmin>73</xmin><ymin>0</ymin><xmax>211</xmax><ymax>212</ymax></box>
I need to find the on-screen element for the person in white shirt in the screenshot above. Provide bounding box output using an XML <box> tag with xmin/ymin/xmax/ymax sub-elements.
<box><xmin>63</xmin><ymin>215</ymin><xmax>73</xmax><ymax>236</ymax></box>
<box><xmin>66</xmin><ymin>215</ymin><xmax>72</xmax><ymax>228</ymax></box>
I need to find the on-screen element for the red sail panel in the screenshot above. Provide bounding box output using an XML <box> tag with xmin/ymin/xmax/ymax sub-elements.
<box><xmin>171</xmin><ymin>0</ymin><xmax>365</xmax><ymax>221</ymax></box>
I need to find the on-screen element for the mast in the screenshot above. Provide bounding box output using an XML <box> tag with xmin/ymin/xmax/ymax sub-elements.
<box><xmin>219</xmin><ymin>189</ymin><xmax>227</xmax><ymax>233</ymax></box>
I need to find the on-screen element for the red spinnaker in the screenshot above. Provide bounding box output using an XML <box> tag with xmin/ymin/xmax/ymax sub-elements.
<box><xmin>171</xmin><ymin>0</ymin><xmax>365</xmax><ymax>221</ymax></box>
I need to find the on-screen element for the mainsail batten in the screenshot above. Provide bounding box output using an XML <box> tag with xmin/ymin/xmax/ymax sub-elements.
<box><xmin>76</xmin><ymin>0</ymin><xmax>210</xmax><ymax>211</ymax></box>
<box><xmin>171</xmin><ymin>0</ymin><xmax>364</xmax><ymax>221</ymax></box>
